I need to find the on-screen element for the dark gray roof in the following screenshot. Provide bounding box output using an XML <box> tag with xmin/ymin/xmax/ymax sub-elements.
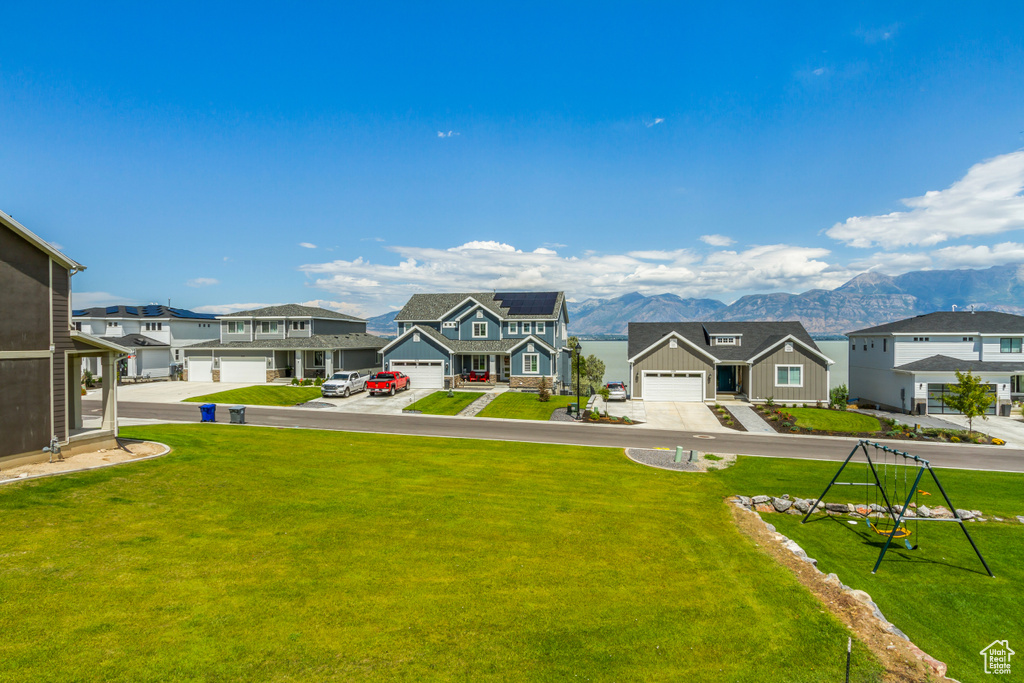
<box><xmin>627</xmin><ymin>321</ymin><xmax>822</xmax><ymax>362</ymax></box>
<box><xmin>895</xmin><ymin>354</ymin><xmax>1024</xmax><ymax>373</ymax></box>
<box><xmin>848</xmin><ymin>311</ymin><xmax>1024</xmax><ymax>336</ymax></box>
<box><xmin>219</xmin><ymin>304</ymin><xmax>365</xmax><ymax>322</ymax></box>
<box><xmin>407</xmin><ymin>325</ymin><xmax>559</xmax><ymax>354</ymax></box>
<box><xmin>100</xmin><ymin>334</ymin><xmax>169</xmax><ymax>348</ymax></box>
<box><xmin>395</xmin><ymin>292</ymin><xmax>566</xmax><ymax>322</ymax></box>
<box><xmin>74</xmin><ymin>305</ymin><xmax>218</xmax><ymax>320</ymax></box>
<box><xmin>187</xmin><ymin>333</ymin><xmax>387</xmax><ymax>351</ymax></box>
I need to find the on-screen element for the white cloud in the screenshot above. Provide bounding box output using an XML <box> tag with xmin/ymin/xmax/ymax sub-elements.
<box><xmin>645</xmin><ymin>118</ymin><xmax>665</xmax><ymax>128</ymax></box>
<box><xmin>299</xmin><ymin>242</ymin><xmax>318</xmax><ymax>249</ymax></box>
<box><xmin>299</xmin><ymin>299</ymin><xmax>368</xmax><ymax>318</ymax></box>
<box><xmin>361</xmin><ymin>237</ymin><xmax>385</xmax><ymax>242</ymax></box>
<box><xmin>437</xmin><ymin>131</ymin><xmax>459</xmax><ymax>138</ymax></box>
<box><xmin>812</xmin><ymin>67</ymin><xmax>827</xmax><ymax>76</ymax></box>
<box><xmin>826</xmin><ymin>150</ymin><xmax>1024</xmax><ymax>249</ymax></box>
<box><xmin>699</xmin><ymin>234</ymin><xmax>736</xmax><ymax>247</ymax></box>
<box><xmin>186</xmin><ymin>277</ymin><xmax>219</xmax><ymax>288</ymax></box>
<box><xmin>192</xmin><ymin>302</ymin><xmax>279</xmax><ymax>314</ymax></box>
<box><xmin>71</xmin><ymin>291</ymin><xmax>136</xmax><ymax>309</ymax></box>
<box><xmin>300</xmin><ymin>240</ymin><xmax>849</xmax><ymax>314</ymax></box>
<box><xmin>856</xmin><ymin>24</ymin><xmax>899</xmax><ymax>44</ymax></box>
<box><xmin>930</xmin><ymin>242</ymin><xmax>1024</xmax><ymax>269</ymax></box>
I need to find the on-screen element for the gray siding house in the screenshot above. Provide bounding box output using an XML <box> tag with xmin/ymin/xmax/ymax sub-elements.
<box><xmin>0</xmin><ymin>211</ymin><xmax>127</xmax><ymax>466</ymax></box>
<box><xmin>628</xmin><ymin>321</ymin><xmax>832</xmax><ymax>403</ymax></box>
<box><xmin>182</xmin><ymin>304</ymin><xmax>386</xmax><ymax>382</ymax></box>
<box><xmin>848</xmin><ymin>311</ymin><xmax>1024</xmax><ymax>415</ymax></box>
<box><xmin>381</xmin><ymin>292</ymin><xmax>572</xmax><ymax>390</ymax></box>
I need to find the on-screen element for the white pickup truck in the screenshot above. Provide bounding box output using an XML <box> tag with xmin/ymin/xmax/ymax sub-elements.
<box><xmin>320</xmin><ymin>371</ymin><xmax>369</xmax><ymax>398</ymax></box>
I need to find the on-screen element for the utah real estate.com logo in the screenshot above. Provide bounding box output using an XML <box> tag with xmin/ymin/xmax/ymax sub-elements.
<box><xmin>980</xmin><ymin>640</ymin><xmax>1014</xmax><ymax>675</ymax></box>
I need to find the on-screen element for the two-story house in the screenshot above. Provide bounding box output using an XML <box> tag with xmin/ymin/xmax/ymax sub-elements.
<box><xmin>73</xmin><ymin>305</ymin><xmax>220</xmax><ymax>379</ymax></box>
<box><xmin>848</xmin><ymin>311</ymin><xmax>1024</xmax><ymax>415</ymax></box>
<box><xmin>1</xmin><ymin>210</ymin><xmax>127</xmax><ymax>466</ymax></box>
<box><xmin>627</xmin><ymin>321</ymin><xmax>833</xmax><ymax>403</ymax></box>
<box><xmin>380</xmin><ymin>291</ymin><xmax>572</xmax><ymax>390</ymax></box>
<box><xmin>182</xmin><ymin>304</ymin><xmax>387</xmax><ymax>382</ymax></box>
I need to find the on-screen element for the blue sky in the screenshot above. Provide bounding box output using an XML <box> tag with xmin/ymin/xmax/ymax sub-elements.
<box><xmin>2</xmin><ymin>2</ymin><xmax>1023</xmax><ymax>316</ymax></box>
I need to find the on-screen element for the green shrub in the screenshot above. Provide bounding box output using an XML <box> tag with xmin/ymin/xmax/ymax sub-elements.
<box><xmin>704</xmin><ymin>454</ymin><xmax>723</xmax><ymax>461</ymax></box>
<box><xmin>829</xmin><ymin>383</ymin><xmax>849</xmax><ymax>410</ymax></box>
<box><xmin>790</xmin><ymin>426</ymin><xmax>799</xmax><ymax>432</ymax></box>
<box><xmin>781</xmin><ymin>422</ymin><xmax>791</xmax><ymax>429</ymax></box>
<box><xmin>769</xmin><ymin>415</ymin><xmax>780</xmax><ymax>422</ymax></box>
<box><xmin>765</xmin><ymin>397</ymin><xmax>775</xmax><ymax>407</ymax></box>
<box><xmin>314</xmin><ymin>377</ymin><xmax>323</xmax><ymax>387</ymax></box>
<box><xmin>950</xmin><ymin>436</ymin><xmax>961</xmax><ymax>443</ymax></box>
<box><xmin>291</xmin><ymin>378</ymin><xmax>300</xmax><ymax>386</ymax></box>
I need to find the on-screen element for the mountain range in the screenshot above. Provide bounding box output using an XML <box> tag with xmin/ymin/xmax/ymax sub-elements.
<box><xmin>364</xmin><ymin>264</ymin><xmax>1024</xmax><ymax>336</ymax></box>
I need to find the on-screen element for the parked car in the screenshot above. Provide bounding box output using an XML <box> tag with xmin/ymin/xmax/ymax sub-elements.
<box><xmin>605</xmin><ymin>381</ymin><xmax>628</xmax><ymax>401</ymax></box>
<box><xmin>321</xmin><ymin>371</ymin><xmax>368</xmax><ymax>398</ymax></box>
<box><xmin>367</xmin><ymin>371</ymin><xmax>410</xmax><ymax>396</ymax></box>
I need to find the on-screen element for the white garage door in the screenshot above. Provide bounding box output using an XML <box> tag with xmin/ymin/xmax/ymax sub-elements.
<box><xmin>644</xmin><ymin>373</ymin><xmax>704</xmax><ymax>402</ymax></box>
<box><xmin>189</xmin><ymin>359</ymin><xmax>213</xmax><ymax>382</ymax></box>
<box><xmin>220</xmin><ymin>357</ymin><xmax>267</xmax><ymax>384</ymax></box>
<box><xmin>391</xmin><ymin>360</ymin><xmax>444</xmax><ymax>389</ymax></box>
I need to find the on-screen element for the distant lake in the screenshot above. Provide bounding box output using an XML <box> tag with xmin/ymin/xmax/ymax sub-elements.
<box><xmin>581</xmin><ymin>338</ymin><xmax>849</xmax><ymax>394</ymax></box>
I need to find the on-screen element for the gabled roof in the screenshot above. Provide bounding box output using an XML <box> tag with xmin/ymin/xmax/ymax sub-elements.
<box><xmin>101</xmin><ymin>334</ymin><xmax>169</xmax><ymax>348</ymax></box>
<box><xmin>219</xmin><ymin>304</ymin><xmax>365</xmax><ymax>322</ymax></box>
<box><xmin>848</xmin><ymin>311</ymin><xmax>1024</xmax><ymax>336</ymax></box>
<box><xmin>894</xmin><ymin>354</ymin><xmax>1024</xmax><ymax>374</ymax></box>
<box><xmin>73</xmin><ymin>305</ymin><xmax>219</xmax><ymax>320</ymax></box>
<box><xmin>70</xmin><ymin>331</ymin><xmax>131</xmax><ymax>354</ymax></box>
<box><xmin>395</xmin><ymin>292</ymin><xmax>566</xmax><ymax>322</ymax></box>
<box><xmin>383</xmin><ymin>325</ymin><xmax>562</xmax><ymax>355</ymax></box>
<box><xmin>187</xmin><ymin>332</ymin><xmax>387</xmax><ymax>351</ymax></box>
<box><xmin>1</xmin><ymin>210</ymin><xmax>84</xmax><ymax>271</ymax></box>
<box><xmin>628</xmin><ymin>321</ymin><xmax>823</xmax><ymax>363</ymax></box>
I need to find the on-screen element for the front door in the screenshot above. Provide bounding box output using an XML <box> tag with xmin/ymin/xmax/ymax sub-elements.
<box><xmin>502</xmin><ymin>355</ymin><xmax>511</xmax><ymax>381</ymax></box>
<box><xmin>716</xmin><ymin>366</ymin><xmax>736</xmax><ymax>392</ymax></box>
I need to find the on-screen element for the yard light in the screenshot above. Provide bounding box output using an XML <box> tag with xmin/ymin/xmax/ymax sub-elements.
<box><xmin>574</xmin><ymin>341</ymin><xmax>582</xmax><ymax>418</ymax></box>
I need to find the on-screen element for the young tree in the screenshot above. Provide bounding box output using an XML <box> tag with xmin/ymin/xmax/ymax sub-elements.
<box><xmin>940</xmin><ymin>370</ymin><xmax>994</xmax><ymax>436</ymax></box>
<box><xmin>829</xmin><ymin>383</ymin><xmax>849</xmax><ymax>410</ymax></box>
<box><xmin>597</xmin><ymin>385</ymin><xmax>611</xmax><ymax>417</ymax></box>
<box><xmin>585</xmin><ymin>354</ymin><xmax>606</xmax><ymax>394</ymax></box>
<box><xmin>537</xmin><ymin>376</ymin><xmax>550</xmax><ymax>402</ymax></box>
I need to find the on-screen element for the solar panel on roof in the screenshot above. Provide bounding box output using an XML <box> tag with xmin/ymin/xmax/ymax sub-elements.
<box><xmin>106</xmin><ymin>306</ymin><xmax>118</xmax><ymax>315</ymax></box>
<box><xmin>126</xmin><ymin>306</ymin><xmax>139</xmax><ymax>315</ymax></box>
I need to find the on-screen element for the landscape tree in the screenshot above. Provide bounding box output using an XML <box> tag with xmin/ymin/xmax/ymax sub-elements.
<box><xmin>940</xmin><ymin>370</ymin><xmax>994</xmax><ymax>436</ymax></box>
<box><xmin>829</xmin><ymin>383</ymin><xmax>849</xmax><ymax>410</ymax></box>
<box><xmin>597</xmin><ymin>385</ymin><xmax>611</xmax><ymax>417</ymax></box>
<box><xmin>585</xmin><ymin>354</ymin><xmax>606</xmax><ymax>394</ymax></box>
<box><xmin>537</xmin><ymin>376</ymin><xmax>550</xmax><ymax>402</ymax></box>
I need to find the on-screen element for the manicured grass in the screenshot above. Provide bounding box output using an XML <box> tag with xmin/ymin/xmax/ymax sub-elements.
<box><xmin>183</xmin><ymin>385</ymin><xmax>324</xmax><ymax>406</ymax></box>
<box><xmin>0</xmin><ymin>425</ymin><xmax>883</xmax><ymax>682</ymax></box>
<box><xmin>405</xmin><ymin>391</ymin><xmax>484</xmax><ymax>415</ymax></box>
<box><xmin>716</xmin><ymin>458</ymin><xmax>1024</xmax><ymax>680</ymax></box>
<box><xmin>476</xmin><ymin>392</ymin><xmax>577</xmax><ymax>420</ymax></box>
<box><xmin>785</xmin><ymin>407</ymin><xmax>881</xmax><ymax>433</ymax></box>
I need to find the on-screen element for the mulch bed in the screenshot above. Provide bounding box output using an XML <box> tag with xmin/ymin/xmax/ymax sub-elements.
<box><xmin>710</xmin><ymin>404</ymin><xmax>747</xmax><ymax>432</ymax></box>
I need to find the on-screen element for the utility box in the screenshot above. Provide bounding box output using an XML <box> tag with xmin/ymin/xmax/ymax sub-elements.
<box><xmin>229</xmin><ymin>405</ymin><xmax>246</xmax><ymax>424</ymax></box>
<box><xmin>199</xmin><ymin>404</ymin><xmax>216</xmax><ymax>423</ymax></box>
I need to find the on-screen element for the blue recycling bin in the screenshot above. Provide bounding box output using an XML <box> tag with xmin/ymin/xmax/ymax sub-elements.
<box><xmin>199</xmin><ymin>403</ymin><xmax>216</xmax><ymax>423</ymax></box>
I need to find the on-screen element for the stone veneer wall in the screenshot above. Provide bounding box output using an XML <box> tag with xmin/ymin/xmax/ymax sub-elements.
<box><xmin>212</xmin><ymin>370</ymin><xmax>221</xmax><ymax>382</ymax></box>
<box><xmin>510</xmin><ymin>376</ymin><xmax>554</xmax><ymax>389</ymax></box>
<box><xmin>266</xmin><ymin>369</ymin><xmax>289</xmax><ymax>381</ymax></box>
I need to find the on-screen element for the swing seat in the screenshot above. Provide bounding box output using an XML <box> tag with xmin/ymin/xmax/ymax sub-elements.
<box><xmin>866</xmin><ymin>520</ymin><xmax>912</xmax><ymax>539</ymax></box>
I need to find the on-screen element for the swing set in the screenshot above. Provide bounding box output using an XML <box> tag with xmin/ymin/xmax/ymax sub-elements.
<box><xmin>802</xmin><ymin>440</ymin><xmax>993</xmax><ymax>577</ymax></box>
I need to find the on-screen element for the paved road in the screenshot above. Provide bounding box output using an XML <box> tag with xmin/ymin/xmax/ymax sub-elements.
<box><xmin>85</xmin><ymin>399</ymin><xmax>1024</xmax><ymax>473</ymax></box>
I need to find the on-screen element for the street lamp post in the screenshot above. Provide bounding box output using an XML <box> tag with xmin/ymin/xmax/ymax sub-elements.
<box><xmin>574</xmin><ymin>341</ymin><xmax>582</xmax><ymax>418</ymax></box>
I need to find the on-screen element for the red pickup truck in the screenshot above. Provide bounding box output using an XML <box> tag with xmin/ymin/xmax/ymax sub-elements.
<box><xmin>366</xmin><ymin>371</ymin><xmax>410</xmax><ymax>396</ymax></box>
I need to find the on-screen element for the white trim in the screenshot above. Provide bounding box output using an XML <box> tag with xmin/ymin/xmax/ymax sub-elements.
<box><xmin>507</xmin><ymin>334</ymin><xmax>556</xmax><ymax>353</ymax></box>
<box><xmin>441</xmin><ymin>297</ymin><xmax>493</xmax><ymax>323</ymax></box>
<box><xmin>746</xmin><ymin>334</ymin><xmax>834</xmax><ymax>365</ymax></box>
<box><xmin>627</xmin><ymin>331</ymin><xmax>721</xmax><ymax>364</ymax></box>
<box><xmin>0</xmin><ymin>211</ymin><xmax>84</xmax><ymax>270</ymax></box>
<box><xmin>522</xmin><ymin>353</ymin><xmax>540</xmax><ymax>374</ymax></box>
<box><xmin>379</xmin><ymin>325</ymin><xmax>454</xmax><ymax>354</ymax></box>
<box><xmin>639</xmin><ymin>370</ymin><xmax>706</xmax><ymax>402</ymax></box>
<box><xmin>0</xmin><ymin>350</ymin><xmax>52</xmax><ymax>359</ymax></box>
<box><xmin>472</xmin><ymin>321</ymin><xmax>487</xmax><ymax>338</ymax></box>
<box><xmin>536</xmin><ymin>321</ymin><xmax>545</xmax><ymax>334</ymax></box>
<box><xmin>70</xmin><ymin>331</ymin><xmax>132</xmax><ymax>354</ymax></box>
<box><xmin>774</xmin><ymin>364</ymin><xmax>804</xmax><ymax>388</ymax></box>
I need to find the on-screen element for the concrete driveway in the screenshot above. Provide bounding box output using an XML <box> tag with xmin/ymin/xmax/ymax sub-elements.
<box><xmin>110</xmin><ymin>381</ymin><xmax>257</xmax><ymax>403</ymax></box>
<box><xmin>640</xmin><ymin>402</ymin><xmax>725</xmax><ymax>432</ymax></box>
<box><xmin>325</xmin><ymin>387</ymin><xmax>436</xmax><ymax>415</ymax></box>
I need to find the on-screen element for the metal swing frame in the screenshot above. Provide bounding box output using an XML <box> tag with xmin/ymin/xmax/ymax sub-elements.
<box><xmin>801</xmin><ymin>440</ymin><xmax>993</xmax><ymax>576</ymax></box>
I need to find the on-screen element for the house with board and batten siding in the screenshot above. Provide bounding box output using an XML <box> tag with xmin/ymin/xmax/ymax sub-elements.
<box><xmin>0</xmin><ymin>210</ymin><xmax>129</xmax><ymax>467</ymax></box>
<box><xmin>627</xmin><ymin>321</ymin><xmax>833</xmax><ymax>403</ymax></box>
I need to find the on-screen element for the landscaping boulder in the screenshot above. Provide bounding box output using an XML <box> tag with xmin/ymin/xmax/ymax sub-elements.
<box><xmin>1018</xmin><ymin>516</ymin><xmax>1024</xmax><ymax>525</ymax></box>
<box><xmin>755</xmin><ymin>504</ymin><xmax>773</xmax><ymax>513</ymax></box>
<box><xmin>869</xmin><ymin>503</ymin><xmax>886</xmax><ymax>513</ymax></box>
<box><xmin>736</xmin><ymin>495</ymin><xmax>751</xmax><ymax>507</ymax></box>
<box><xmin>932</xmin><ymin>506</ymin><xmax>953</xmax><ymax>518</ymax></box>
<box><xmin>956</xmin><ymin>509</ymin><xmax>975</xmax><ymax>521</ymax></box>
<box><xmin>793</xmin><ymin>499</ymin><xmax>810</xmax><ymax>514</ymax></box>
<box><xmin>825</xmin><ymin>503</ymin><xmax>849</xmax><ymax>513</ymax></box>
<box><xmin>751</xmin><ymin>495</ymin><xmax>770</xmax><ymax>504</ymax></box>
<box><xmin>772</xmin><ymin>498</ymin><xmax>793</xmax><ymax>512</ymax></box>
<box><xmin>917</xmin><ymin>506</ymin><xmax>931</xmax><ymax>518</ymax></box>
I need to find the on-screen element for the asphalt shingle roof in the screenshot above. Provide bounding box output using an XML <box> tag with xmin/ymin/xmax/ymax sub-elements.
<box><xmin>100</xmin><ymin>334</ymin><xmax>168</xmax><ymax>348</ymax></box>
<box><xmin>187</xmin><ymin>333</ymin><xmax>387</xmax><ymax>351</ymax></box>
<box><xmin>627</xmin><ymin>321</ymin><xmax>822</xmax><ymax>362</ymax></box>
<box><xmin>895</xmin><ymin>354</ymin><xmax>1024</xmax><ymax>373</ymax></box>
<box><xmin>395</xmin><ymin>292</ymin><xmax>566</xmax><ymax>322</ymax></box>
<box><xmin>74</xmin><ymin>305</ymin><xmax>218</xmax><ymax>320</ymax></box>
<box><xmin>219</xmin><ymin>304</ymin><xmax>365</xmax><ymax>322</ymax></box>
<box><xmin>848</xmin><ymin>311</ymin><xmax>1024</xmax><ymax>336</ymax></box>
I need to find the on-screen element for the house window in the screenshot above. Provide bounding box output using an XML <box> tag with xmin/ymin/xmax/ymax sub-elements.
<box><xmin>784</xmin><ymin>342</ymin><xmax>793</xmax><ymax>353</ymax></box>
<box><xmin>775</xmin><ymin>365</ymin><xmax>803</xmax><ymax>387</ymax></box>
<box><xmin>715</xmin><ymin>336</ymin><xmax>736</xmax><ymax>345</ymax></box>
<box><xmin>226</xmin><ymin>321</ymin><xmax>243</xmax><ymax>334</ymax></box>
<box><xmin>472</xmin><ymin>322</ymin><xmax>487</xmax><ymax>338</ymax></box>
<box><xmin>851</xmin><ymin>343</ymin><xmax>855</xmax><ymax>351</ymax></box>
<box><xmin>913</xmin><ymin>337</ymin><xmax>930</xmax><ymax>342</ymax></box>
<box><xmin>1000</xmin><ymin>338</ymin><xmax>1022</xmax><ymax>353</ymax></box>
<box><xmin>536</xmin><ymin>321</ymin><xmax>545</xmax><ymax>334</ymax></box>
<box><xmin>157</xmin><ymin>322</ymin><xmax>162</xmax><ymax>331</ymax></box>
<box><xmin>260</xmin><ymin>321</ymin><xmax>279</xmax><ymax>334</ymax></box>
<box><xmin>508</xmin><ymin>322</ymin><xmax>518</xmax><ymax>334</ymax></box>
<box><xmin>73</xmin><ymin>322</ymin><xmax>82</xmax><ymax>331</ymax></box>
<box><xmin>523</xmin><ymin>353</ymin><xmax>539</xmax><ymax>374</ymax></box>
<box><xmin>870</xmin><ymin>340</ymin><xmax>874</xmax><ymax>349</ymax></box>
<box><xmin>314</xmin><ymin>351</ymin><xmax>325</xmax><ymax>367</ymax></box>
<box><xmin>963</xmin><ymin>336</ymin><xmax>973</xmax><ymax>342</ymax></box>
<box><xmin>292</xmin><ymin>321</ymin><xmax>306</xmax><ymax>331</ymax></box>
<box><xmin>471</xmin><ymin>355</ymin><xmax>488</xmax><ymax>371</ymax></box>
<box><xmin>442</xmin><ymin>321</ymin><xmax>458</xmax><ymax>329</ymax></box>
<box><xmin>174</xmin><ymin>349</ymin><xmax>180</xmax><ymax>360</ymax></box>
<box><xmin>522</xmin><ymin>322</ymin><xmax>531</xmax><ymax>334</ymax></box>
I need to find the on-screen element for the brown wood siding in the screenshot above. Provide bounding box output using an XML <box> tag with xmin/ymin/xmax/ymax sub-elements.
<box><xmin>51</xmin><ymin>262</ymin><xmax>72</xmax><ymax>441</ymax></box>
<box><xmin>749</xmin><ymin>344</ymin><xmax>829</xmax><ymax>402</ymax></box>
<box><xmin>0</xmin><ymin>359</ymin><xmax>52</xmax><ymax>458</ymax></box>
<box><xmin>0</xmin><ymin>225</ymin><xmax>51</xmax><ymax>351</ymax></box>
<box><xmin>631</xmin><ymin>339</ymin><xmax>715</xmax><ymax>398</ymax></box>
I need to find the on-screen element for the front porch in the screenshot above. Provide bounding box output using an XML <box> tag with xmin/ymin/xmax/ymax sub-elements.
<box><xmin>713</xmin><ymin>363</ymin><xmax>749</xmax><ymax>401</ymax></box>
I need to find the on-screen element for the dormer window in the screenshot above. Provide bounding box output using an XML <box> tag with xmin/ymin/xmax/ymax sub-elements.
<box><xmin>226</xmin><ymin>321</ymin><xmax>243</xmax><ymax>334</ymax></box>
<box><xmin>472</xmin><ymin>322</ymin><xmax>487</xmax><ymax>338</ymax></box>
<box><xmin>715</xmin><ymin>336</ymin><xmax>736</xmax><ymax>346</ymax></box>
<box><xmin>442</xmin><ymin>321</ymin><xmax>457</xmax><ymax>329</ymax></box>
<box><xmin>260</xmin><ymin>321</ymin><xmax>279</xmax><ymax>334</ymax></box>
<box><xmin>522</xmin><ymin>322</ymin><xmax>531</xmax><ymax>334</ymax></box>
<box><xmin>292</xmin><ymin>321</ymin><xmax>306</xmax><ymax>331</ymax></box>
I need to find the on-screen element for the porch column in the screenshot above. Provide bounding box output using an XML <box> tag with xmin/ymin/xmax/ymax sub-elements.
<box><xmin>70</xmin><ymin>356</ymin><xmax>83</xmax><ymax>431</ymax></box>
<box><xmin>325</xmin><ymin>351</ymin><xmax>334</xmax><ymax>376</ymax></box>
<box><xmin>295</xmin><ymin>351</ymin><xmax>303</xmax><ymax>377</ymax></box>
<box><xmin>489</xmin><ymin>355</ymin><xmax>496</xmax><ymax>376</ymax></box>
<box><xmin>101</xmin><ymin>353</ymin><xmax>117</xmax><ymax>432</ymax></box>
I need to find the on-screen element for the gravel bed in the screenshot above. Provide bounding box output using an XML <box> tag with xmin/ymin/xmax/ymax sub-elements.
<box><xmin>548</xmin><ymin>408</ymin><xmax>578</xmax><ymax>422</ymax></box>
<box><xmin>625</xmin><ymin>448</ymin><xmax>700</xmax><ymax>471</ymax></box>
<box><xmin>296</xmin><ymin>401</ymin><xmax>336</xmax><ymax>409</ymax></box>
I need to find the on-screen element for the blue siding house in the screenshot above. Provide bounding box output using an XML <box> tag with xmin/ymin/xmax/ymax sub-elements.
<box><xmin>381</xmin><ymin>292</ymin><xmax>571</xmax><ymax>390</ymax></box>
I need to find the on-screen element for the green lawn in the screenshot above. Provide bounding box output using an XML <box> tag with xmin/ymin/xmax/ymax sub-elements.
<box><xmin>784</xmin><ymin>407</ymin><xmax>882</xmax><ymax>433</ymax></box>
<box><xmin>476</xmin><ymin>391</ymin><xmax>577</xmax><ymax>420</ymax></box>
<box><xmin>405</xmin><ymin>391</ymin><xmax>484</xmax><ymax>415</ymax></box>
<box><xmin>717</xmin><ymin>458</ymin><xmax>1024</xmax><ymax>681</ymax></box>
<box><xmin>183</xmin><ymin>385</ymin><xmax>324</xmax><ymax>406</ymax></box>
<box><xmin>0</xmin><ymin>425</ymin><xmax>884</xmax><ymax>682</ymax></box>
